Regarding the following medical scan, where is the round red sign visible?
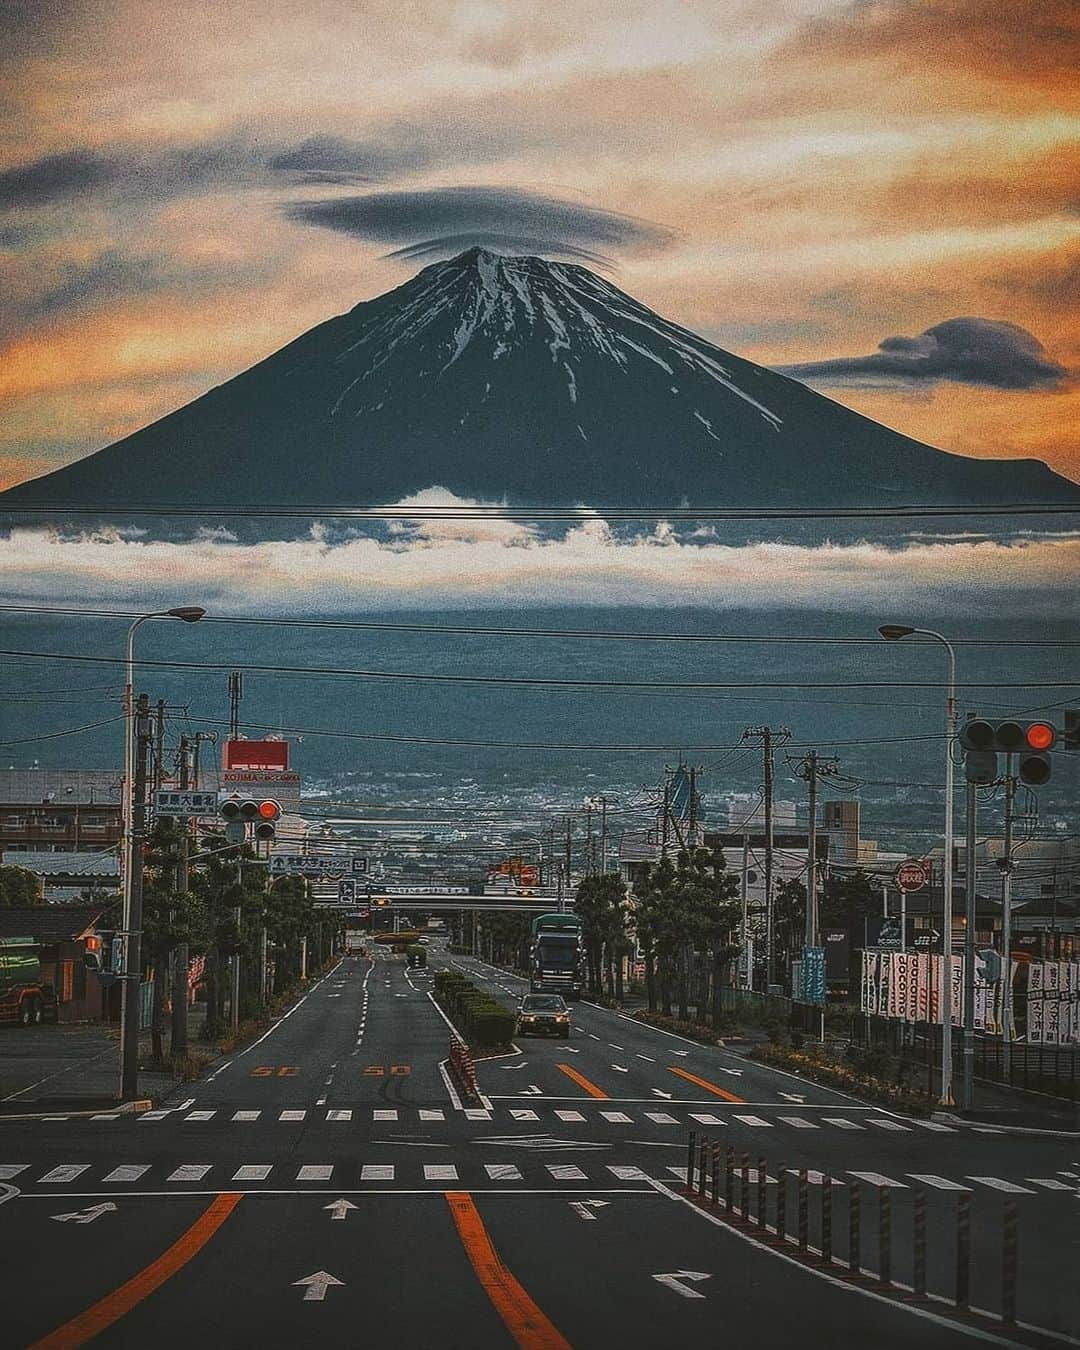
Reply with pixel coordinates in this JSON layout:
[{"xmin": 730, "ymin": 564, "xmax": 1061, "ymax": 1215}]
[{"xmin": 894, "ymin": 860, "xmax": 928, "ymax": 893}]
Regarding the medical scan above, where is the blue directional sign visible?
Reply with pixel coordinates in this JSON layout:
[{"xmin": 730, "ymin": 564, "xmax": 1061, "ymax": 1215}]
[{"xmin": 801, "ymin": 946, "xmax": 826, "ymax": 1005}]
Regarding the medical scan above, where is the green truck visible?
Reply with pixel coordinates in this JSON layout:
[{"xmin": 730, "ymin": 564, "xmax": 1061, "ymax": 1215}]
[{"xmin": 0, "ymin": 938, "xmax": 58, "ymax": 1026}]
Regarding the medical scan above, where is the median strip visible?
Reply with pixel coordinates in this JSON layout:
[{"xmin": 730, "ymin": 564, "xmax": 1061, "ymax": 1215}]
[
  {"xmin": 446, "ymin": 1192, "xmax": 571, "ymax": 1350},
  {"xmin": 555, "ymin": 1063, "xmax": 608, "ymax": 1099},
  {"xmin": 31, "ymin": 1193, "xmax": 242, "ymax": 1349},
  {"xmin": 668, "ymin": 1065, "xmax": 746, "ymax": 1104}
]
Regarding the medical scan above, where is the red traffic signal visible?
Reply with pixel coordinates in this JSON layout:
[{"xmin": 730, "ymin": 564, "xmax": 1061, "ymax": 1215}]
[
  {"xmin": 1025, "ymin": 722, "xmax": 1055, "ymax": 752},
  {"xmin": 220, "ymin": 797, "xmax": 282, "ymax": 837}
]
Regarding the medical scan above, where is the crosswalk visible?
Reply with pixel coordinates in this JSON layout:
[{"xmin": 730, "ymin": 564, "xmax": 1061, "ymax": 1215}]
[
  {"xmin": 0, "ymin": 1158, "xmax": 1074, "ymax": 1196},
  {"xmin": 90, "ymin": 1105, "xmax": 970, "ymax": 1135},
  {"xmin": 667, "ymin": 1166, "xmax": 1078, "ymax": 1197},
  {"xmin": 0, "ymin": 1160, "xmax": 654, "ymax": 1189}
]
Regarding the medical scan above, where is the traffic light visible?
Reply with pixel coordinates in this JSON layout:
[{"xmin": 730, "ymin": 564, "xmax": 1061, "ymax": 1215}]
[
  {"xmin": 219, "ymin": 797, "xmax": 281, "ymax": 840},
  {"xmin": 975, "ymin": 948, "xmax": 1002, "ymax": 983},
  {"xmin": 1065, "ymin": 709, "xmax": 1079, "ymax": 752},
  {"xmin": 959, "ymin": 719, "xmax": 1056, "ymax": 786}
]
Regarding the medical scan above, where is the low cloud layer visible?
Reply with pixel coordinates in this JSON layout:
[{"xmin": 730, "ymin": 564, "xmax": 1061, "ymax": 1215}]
[
  {"xmin": 780, "ymin": 317, "xmax": 1069, "ymax": 391},
  {"xmin": 286, "ymin": 186, "xmax": 674, "ymax": 263},
  {"xmin": 1, "ymin": 498, "xmax": 1075, "ymax": 615}
]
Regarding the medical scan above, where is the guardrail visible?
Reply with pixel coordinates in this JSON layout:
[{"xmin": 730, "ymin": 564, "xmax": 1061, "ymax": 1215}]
[{"xmin": 447, "ymin": 1035, "xmax": 480, "ymax": 1103}]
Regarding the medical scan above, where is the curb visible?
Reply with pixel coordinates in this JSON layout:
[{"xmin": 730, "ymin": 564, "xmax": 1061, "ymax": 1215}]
[
  {"xmin": 932, "ymin": 1110, "xmax": 1080, "ymax": 1140},
  {"xmin": 0, "ymin": 1097, "xmax": 154, "ymax": 1123}
]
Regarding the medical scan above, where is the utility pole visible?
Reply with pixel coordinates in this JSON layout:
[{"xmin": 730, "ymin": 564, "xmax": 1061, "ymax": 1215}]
[
  {"xmin": 565, "ymin": 817, "xmax": 572, "ymax": 885},
  {"xmin": 600, "ymin": 795, "xmax": 608, "ymax": 874},
  {"xmin": 788, "ymin": 750, "xmax": 839, "ymax": 952},
  {"xmin": 120, "ymin": 694, "xmax": 151, "ymax": 1100},
  {"xmin": 961, "ymin": 776, "xmax": 978, "ymax": 1111},
  {"xmin": 687, "ymin": 769, "xmax": 698, "ymax": 848},
  {"xmin": 745, "ymin": 727, "xmax": 790, "ymax": 989},
  {"xmin": 1000, "ymin": 758, "xmax": 1016, "ymax": 1077},
  {"xmin": 661, "ymin": 777, "xmax": 671, "ymax": 857},
  {"xmin": 152, "ymin": 698, "xmax": 167, "ymax": 796},
  {"xmin": 228, "ymin": 671, "xmax": 243, "ymax": 740},
  {"xmin": 171, "ymin": 735, "xmax": 191, "ymax": 1056},
  {"xmin": 585, "ymin": 801, "xmax": 594, "ymax": 875},
  {"xmin": 740, "ymin": 834, "xmax": 750, "ymax": 989}
]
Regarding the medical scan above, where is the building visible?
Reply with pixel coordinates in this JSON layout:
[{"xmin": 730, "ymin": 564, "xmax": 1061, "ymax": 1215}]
[
  {"xmin": 0, "ymin": 903, "xmax": 113, "ymax": 1023},
  {"xmin": 1, "ymin": 851, "xmax": 120, "ymax": 904},
  {"xmin": 0, "ymin": 769, "xmax": 122, "ymax": 854}
]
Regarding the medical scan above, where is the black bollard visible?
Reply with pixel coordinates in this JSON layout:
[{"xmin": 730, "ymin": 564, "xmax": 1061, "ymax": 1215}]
[
  {"xmin": 849, "ymin": 1181, "xmax": 861, "ymax": 1274},
  {"xmin": 798, "ymin": 1168, "xmax": 809, "ymax": 1252},
  {"xmin": 913, "ymin": 1188, "xmax": 927, "ymax": 1297},
  {"xmin": 741, "ymin": 1153, "xmax": 751, "ymax": 1222},
  {"xmin": 697, "ymin": 1136, "xmax": 708, "ymax": 1198},
  {"xmin": 821, "ymin": 1176, "xmax": 833, "ymax": 1265},
  {"xmin": 686, "ymin": 1130, "xmax": 697, "ymax": 1193},
  {"xmin": 757, "ymin": 1156, "xmax": 767, "ymax": 1228},
  {"xmin": 955, "ymin": 1194, "xmax": 971, "ymax": 1310},
  {"xmin": 878, "ymin": 1187, "xmax": 892, "ymax": 1287},
  {"xmin": 776, "ymin": 1164, "xmax": 787, "ymax": 1242},
  {"xmin": 711, "ymin": 1141, "xmax": 721, "ymax": 1207},
  {"xmin": 725, "ymin": 1145, "xmax": 735, "ymax": 1212}
]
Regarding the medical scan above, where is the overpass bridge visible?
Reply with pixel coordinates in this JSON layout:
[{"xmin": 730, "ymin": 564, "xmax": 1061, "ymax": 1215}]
[{"xmin": 312, "ymin": 885, "xmax": 570, "ymax": 915}]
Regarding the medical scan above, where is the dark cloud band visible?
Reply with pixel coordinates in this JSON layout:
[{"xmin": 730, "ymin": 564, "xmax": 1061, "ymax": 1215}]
[
  {"xmin": 285, "ymin": 185, "xmax": 673, "ymax": 262},
  {"xmin": 780, "ymin": 317, "xmax": 1069, "ymax": 391}
]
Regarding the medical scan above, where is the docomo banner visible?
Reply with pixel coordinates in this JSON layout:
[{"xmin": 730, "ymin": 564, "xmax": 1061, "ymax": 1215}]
[
  {"xmin": 224, "ymin": 739, "xmax": 289, "ymax": 771},
  {"xmin": 861, "ymin": 950, "xmax": 975, "ymax": 1027},
  {"xmin": 1028, "ymin": 961, "xmax": 1080, "ymax": 1045}
]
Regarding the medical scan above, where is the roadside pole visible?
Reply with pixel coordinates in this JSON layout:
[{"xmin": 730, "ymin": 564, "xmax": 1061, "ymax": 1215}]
[
  {"xmin": 1001, "ymin": 759, "xmax": 1015, "ymax": 1079},
  {"xmin": 120, "ymin": 694, "xmax": 151, "ymax": 1100},
  {"xmin": 171, "ymin": 734, "xmax": 191, "ymax": 1056},
  {"xmin": 961, "ymin": 779, "xmax": 977, "ymax": 1110},
  {"xmin": 740, "ymin": 834, "xmax": 750, "ymax": 989}
]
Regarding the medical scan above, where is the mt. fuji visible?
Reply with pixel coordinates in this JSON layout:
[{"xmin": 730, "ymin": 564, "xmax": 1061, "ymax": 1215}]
[{"xmin": 3, "ymin": 247, "xmax": 1074, "ymax": 509}]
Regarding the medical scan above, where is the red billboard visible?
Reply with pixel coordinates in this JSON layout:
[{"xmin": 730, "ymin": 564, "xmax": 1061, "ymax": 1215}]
[{"xmin": 224, "ymin": 739, "xmax": 290, "ymax": 771}]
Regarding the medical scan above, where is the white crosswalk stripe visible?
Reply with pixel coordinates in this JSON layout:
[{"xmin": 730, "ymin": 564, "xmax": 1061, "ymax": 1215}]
[
  {"xmin": 40, "ymin": 1165, "xmax": 89, "ymax": 1183},
  {"xmin": 1027, "ymin": 1178, "xmax": 1075, "ymax": 1191},
  {"xmin": 137, "ymin": 1110, "xmax": 169, "ymax": 1121},
  {"xmin": 849, "ymin": 1172, "xmax": 906, "ymax": 1188},
  {"xmin": 777, "ymin": 1117, "xmax": 818, "ymax": 1129},
  {"xmin": 168, "ymin": 1164, "xmax": 212, "ymax": 1182},
  {"xmin": 485, "ymin": 1164, "xmax": 522, "ymax": 1181},
  {"xmin": 373, "ymin": 1109, "xmax": 398, "ymax": 1122},
  {"xmin": 608, "ymin": 1165, "xmax": 648, "ymax": 1180},
  {"xmin": 645, "ymin": 1112, "xmax": 678, "ymax": 1125},
  {"xmin": 510, "ymin": 1109, "xmax": 539, "ymax": 1121},
  {"xmin": 231, "ymin": 1111, "xmax": 261, "ymax": 1122},
  {"xmin": 555, "ymin": 1110, "xmax": 585, "ymax": 1122},
  {"xmin": 464, "ymin": 1109, "xmax": 491, "ymax": 1121},
  {"xmin": 297, "ymin": 1164, "xmax": 333, "ymax": 1181},
  {"xmin": 419, "ymin": 1109, "xmax": 445, "ymax": 1121},
  {"xmin": 91, "ymin": 1114, "xmax": 120, "ymax": 1122},
  {"xmin": 424, "ymin": 1164, "xmax": 458, "ymax": 1181},
  {"xmin": 968, "ymin": 1177, "xmax": 1036, "ymax": 1194},
  {"xmin": 822, "ymin": 1118, "xmax": 863, "ymax": 1130},
  {"xmin": 279, "ymin": 1110, "xmax": 306, "ymax": 1122},
  {"xmin": 788, "ymin": 1170, "xmax": 844, "ymax": 1186},
  {"xmin": 909, "ymin": 1120, "xmax": 956, "ymax": 1132},
  {"xmin": 689, "ymin": 1113, "xmax": 724, "ymax": 1126},
  {"xmin": 232, "ymin": 1165, "xmax": 272, "ymax": 1181},
  {"xmin": 600, "ymin": 1111, "xmax": 632, "ymax": 1123},
  {"xmin": 185, "ymin": 1111, "xmax": 215, "ymax": 1121},
  {"xmin": 547, "ymin": 1164, "xmax": 587, "ymax": 1181},
  {"xmin": 0, "ymin": 1165, "xmax": 29, "ymax": 1179},
  {"xmin": 667, "ymin": 1166, "xmax": 688, "ymax": 1181},
  {"xmin": 102, "ymin": 1165, "xmax": 150, "ymax": 1182},
  {"xmin": 327, "ymin": 1110, "xmax": 352, "ymax": 1122},
  {"xmin": 908, "ymin": 1174, "xmax": 972, "ymax": 1191},
  {"xmin": 732, "ymin": 1115, "xmax": 773, "ymax": 1128},
  {"xmin": 866, "ymin": 1119, "xmax": 910, "ymax": 1132},
  {"xmin": 361, "ymin": 1164, "xmax": 394, "ymax": 1181}
]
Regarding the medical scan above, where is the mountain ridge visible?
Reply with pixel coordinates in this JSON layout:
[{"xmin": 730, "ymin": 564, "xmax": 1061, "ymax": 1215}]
[{"xmin": 3, "ymin": 247, "xmax": 1075, "ymax": 509}]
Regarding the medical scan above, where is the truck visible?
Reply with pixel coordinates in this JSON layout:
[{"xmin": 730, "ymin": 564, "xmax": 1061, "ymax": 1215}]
[
  {"xmin": 344, "ymin": 932, "xmax": 367, "ymax": 955},
  {"xmin": 0, "ymin": 938, "xmax": 58, "ymax": 1026},
  {"xmin": 529, "ymin": 914, "xmax": 585, "ymax": 998}
]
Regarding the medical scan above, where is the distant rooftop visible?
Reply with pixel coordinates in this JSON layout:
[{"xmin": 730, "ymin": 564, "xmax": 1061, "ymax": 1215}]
[
  {"xmin": 2, "ymin": 851, "xmax": 120, "ymax": 878},
  {"xmin": 0, "ymin": 769, "xmax": 121, "ymax": 805}
]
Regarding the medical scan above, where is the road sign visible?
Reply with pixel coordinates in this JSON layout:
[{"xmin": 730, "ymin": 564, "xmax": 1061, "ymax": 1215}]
[
  {"xmin": 339, "ymin": 878, "xmax": 357, "ymax": 903},
  {"xmin": 894, "ymin": 859, "xmax": 928, "ymax": 893},
  {"xmin": 224, "ymin": 821, "xmax": 246, "ymax": 844},
  {"xmin": 351, "ymin": 856, "xmax": 368, "ymax": 874},
  {"xmin": 155, "ymin": 790, "xmax": 218, "ymax": 816},
  {"xmin": 269, "ymin": 854, "xmax": 367, "ymax": 878}
]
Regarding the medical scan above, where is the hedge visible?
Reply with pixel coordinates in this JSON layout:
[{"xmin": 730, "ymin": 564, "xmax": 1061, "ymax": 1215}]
[{"xmin": 434, "ymin": 972, "xmax": 516, "ymax": 1048}]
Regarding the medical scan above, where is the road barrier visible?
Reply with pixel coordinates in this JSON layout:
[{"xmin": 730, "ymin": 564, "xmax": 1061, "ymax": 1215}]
[
  {"xmin": 682, "ymin": 1131, "xmax": 1022, "ymax": 1330},
  {"xmin": 447, "ymin": 1036, "xmax": 480, "ymax": 1102}
]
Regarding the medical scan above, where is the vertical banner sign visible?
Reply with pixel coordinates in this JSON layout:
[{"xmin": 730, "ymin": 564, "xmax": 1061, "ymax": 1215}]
[
  {"xmin": 1028, "ymin": 963, "xmax": 1044, "ymax": 1045},
  {"xmin": 950, "ymin": 956, "xmax": 964, "ymax": 1028},
  {"xmin": 915, "ymin": 954, "xmax": 931, "ymax": 1023},
  {"xmin": 861, "ymin": 951, "xmax": 876, "ymax": 1015},
  {"xmin": 801, "ymin": 947, "xmax": 825, "ymax": 1006},
  {"xmin": 877, "ymin": 953, "xmax": 891, "ymax": 1018}
]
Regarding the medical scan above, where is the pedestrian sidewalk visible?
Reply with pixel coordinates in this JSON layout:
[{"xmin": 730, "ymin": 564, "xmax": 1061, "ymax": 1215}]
[
  {"xmin": 937, "ymin": 1077, "xmax": 1078, "ymax": 1135},
  {"xmin": 0, "ymin": 1009, "xmax": 210, "ymax": 1115}
]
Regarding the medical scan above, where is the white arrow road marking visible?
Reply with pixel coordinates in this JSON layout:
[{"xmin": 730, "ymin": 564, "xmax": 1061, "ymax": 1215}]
[
  {"xmin": 713, "ymin": 1067, "xmax": 743, "ymax": 1076},
  {"xmin": 778, "ymin": 1091, "xmax": 805, "ymax": 1102},
  {"xmin": 293, "ymin": 1271, "xmax": 344, "ymax": 1302},
  {"xmin": 564, "ymin": 1047, "xmax": 580, "ymax": 1054},
  {"xmin": 671, "ymin": 1050, "xmax": 690, "ymax": 1057},
  {"xmin": 653, "ymin": 1272, "xmax": 711, "ymax": 1299},
  {"xmin": 500, "ymin": 1063, "xmax": 528, "ymax": 1071},
  {"xmin": 650, "ymin": 1089, "xmax": 674, "ymax": 1099},
  {"xmin": 0, "ymin": 1166, "xmax": 29, "ymax": 1181},
  {"xmin": 0, "ymin": 1182, "xmax": 21, "ymax": 1206},
  {"xmin": 51, "ymin": 1203, "xmax": 117, "ymax": 1224},
  {"xmin": 610, "ymin": 1064, "xmax": 629, "ymax": 1073},
  {"xmin": 324, "ymin": 1198, "xmax": 358, "ymax": 1220},
  {"xmin": 570, "ymin": 1201, "xmax": 598, "ymax": 1220},
  {"xmin": 519, "ymin": 1085, "xmax": 543, "ymax": 1096}
]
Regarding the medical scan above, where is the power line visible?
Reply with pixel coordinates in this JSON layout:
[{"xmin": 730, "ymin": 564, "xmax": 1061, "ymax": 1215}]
[
  {"xmin": 0, "ymin": 649, "xmax": 1073, "ymax": 692},
  {"xmin": 2, "ymin": 605, "xmax": 1076, "ymax": 648},
  {"xmin": 0, "ymin": 714, "xmax": 125, "ymax": 746},
  {"xmin": 4, "ymin": 502, "xmax": 1077, "ymax": 520}
]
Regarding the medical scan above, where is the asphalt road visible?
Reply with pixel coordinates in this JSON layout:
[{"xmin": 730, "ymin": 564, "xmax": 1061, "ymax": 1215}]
[{"xmin": 1, "ymin": 942, "xmax": 1076, "ymax": 1349}]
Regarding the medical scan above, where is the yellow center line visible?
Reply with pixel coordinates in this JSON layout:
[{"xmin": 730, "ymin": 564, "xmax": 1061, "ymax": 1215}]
[
  {"xmin": 31, "ymin": 1193, "xmax": 243, "ymax": 1349},
  {"xmin": 669, "ymin": 1064, "xmax": 746, "ymax": 1104},
  {"xmin": 446, "ymin": 1192, "xmax": 572, "ymax": 1350},
  {"xmin": 555, "ymin": 1062, "xmax": 609, "ymax": 1099}
]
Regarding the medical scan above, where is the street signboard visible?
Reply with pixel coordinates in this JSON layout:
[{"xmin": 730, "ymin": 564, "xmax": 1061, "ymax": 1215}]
[
  {"xmin": 800, "ymin": 946, "xmax": 826, "ymax": 1005},
  {"xmin": 269, "ymin": 854, "xmax": 368, "ymax": 879},
  {"xmin": 339, "ymin": 879, "xmax": 357, "ymax": 903},
  {"xmin": 894, "ymin": 859, "xmax": 928, "ymax": 893},
  {"xmin": 224, "ymin": 739, "xmax": 289, "ymax": 770},
  {"xmin": 155, "ymin": 789, "xmax": 218, "ymax": 816},
  {"xmin": 224, "ymin": 821, "xmax": 246, "ymax": 844}
]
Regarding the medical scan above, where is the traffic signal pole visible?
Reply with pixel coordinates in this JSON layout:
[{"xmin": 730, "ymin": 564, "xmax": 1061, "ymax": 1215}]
[
  {"xmin": 120, "ymin": 695, "xmax": 150, "ymax": 1101},
  {"xmin": 171, "ymin": 734, "xmax": 191, "ymax": 1056},
  {"xmin": 961, "ymin": 780, "xmax": 977, "ymax": 1111},
  {"xmin": 1001, "ymin": 761, "xmax": 1016, "ymax": 1078}
]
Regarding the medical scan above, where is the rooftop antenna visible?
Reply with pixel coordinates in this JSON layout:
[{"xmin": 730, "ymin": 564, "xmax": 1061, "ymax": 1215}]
[{"xmin": 228, "ymin": 671, "xmax": 243, "ymax": 741}]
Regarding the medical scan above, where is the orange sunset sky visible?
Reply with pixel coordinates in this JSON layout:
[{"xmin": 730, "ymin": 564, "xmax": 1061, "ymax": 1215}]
[{"xmin": 0, "ymin": 0, "xmax": 1077, "ymax": 492}]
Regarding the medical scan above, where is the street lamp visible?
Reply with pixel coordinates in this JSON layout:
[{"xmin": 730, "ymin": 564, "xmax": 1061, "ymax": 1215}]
[
  {"xmin": 119, "ymin": 606, "xmax": 205, "ymax": 1100},
  {"xmin": 878, "ymin": 623, "xmax": 957, "ymax": 1106}
]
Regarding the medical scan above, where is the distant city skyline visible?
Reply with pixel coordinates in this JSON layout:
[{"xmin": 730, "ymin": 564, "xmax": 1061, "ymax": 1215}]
[{"xmin": 1, "ymin": 0, "xmax": 1076, "ymax": 491}]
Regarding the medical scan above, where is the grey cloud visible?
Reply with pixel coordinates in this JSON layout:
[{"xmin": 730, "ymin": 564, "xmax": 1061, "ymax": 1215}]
[
  {"xmin": 0, "ymin": 149, "xmax": 116, "ymax": 208},
  {"xmin": 286, "ymin": 186, "xmax": 673, "ymax": 262},
  {"xmin": 267, "ymin": 135, "xmax": 423, "ymax": 184},
  {"xmin": 779, "ymin": 317, "xmax": 1069, "ymax": 391}
]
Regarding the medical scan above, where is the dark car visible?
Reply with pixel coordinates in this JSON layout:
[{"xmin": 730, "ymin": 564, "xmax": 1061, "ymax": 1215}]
[{"xmin": 517, "ymin": 993, "xmax": 571, "ymax": 1038}]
